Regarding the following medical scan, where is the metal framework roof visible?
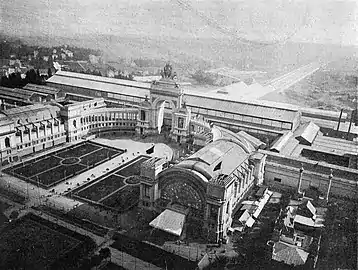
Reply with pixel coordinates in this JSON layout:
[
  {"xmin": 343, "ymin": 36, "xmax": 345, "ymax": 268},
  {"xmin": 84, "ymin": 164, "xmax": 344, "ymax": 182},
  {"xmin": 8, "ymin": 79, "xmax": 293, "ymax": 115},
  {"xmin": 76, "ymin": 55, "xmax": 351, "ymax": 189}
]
[
  {"xmin": 23, "ymin": 84, "xmax": 60, "ymax": 95},
  {"xmin": 47, "ymin": 72, "xmax": 150, "ymax": 98},
  {"xmin": 184, "ymin": 92, "xmax": 299, "ymax": 123}
]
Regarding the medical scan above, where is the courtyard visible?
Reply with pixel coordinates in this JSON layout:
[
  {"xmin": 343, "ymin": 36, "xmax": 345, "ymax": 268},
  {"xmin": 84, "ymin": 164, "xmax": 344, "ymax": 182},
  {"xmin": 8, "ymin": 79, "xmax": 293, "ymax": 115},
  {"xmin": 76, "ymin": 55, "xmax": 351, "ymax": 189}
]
[{"xmin": 3, "ymin": 141, "xmax": 124, "ymax": 189}]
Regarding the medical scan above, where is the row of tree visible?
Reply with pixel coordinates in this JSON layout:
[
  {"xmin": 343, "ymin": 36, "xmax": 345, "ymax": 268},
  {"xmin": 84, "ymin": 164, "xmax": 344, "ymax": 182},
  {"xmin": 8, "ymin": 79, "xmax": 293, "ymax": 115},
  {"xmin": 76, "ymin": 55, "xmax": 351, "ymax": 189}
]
[
  {"xmin": 79, "ymin": 247, "xmax": 111, "ymax": 270},
  {"xmin": 0, "ymin": 68, "xmax": 52, "ymax": 88}
]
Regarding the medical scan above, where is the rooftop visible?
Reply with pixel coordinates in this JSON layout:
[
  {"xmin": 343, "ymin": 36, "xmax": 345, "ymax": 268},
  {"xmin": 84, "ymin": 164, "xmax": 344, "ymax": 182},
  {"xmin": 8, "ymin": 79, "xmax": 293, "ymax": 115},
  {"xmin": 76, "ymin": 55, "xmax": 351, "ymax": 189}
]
[
  {"xmin": 23, "ymin": 83, "xmax": 61, "ymax": 95},
  {"xmin": 183, "ymin": 91, "xmax": 300, "ymax": 123},
  {"xmin": 47, "ymin": 71, "xmax": 151, "ymax": 98},
  {"xmin": 0, "ymin": 86, "xmax": 35, "ymax": 101},
  {"xmin": 177, "ymin": 138, "xmax": 251, "ymax": 184},
  {"xmin": 272, "ymin": 241, "xmax": 309, "ymax": 266},
  {"xmin": 1, "ymin": 104, "xmax": 60, "ymax": 124}
]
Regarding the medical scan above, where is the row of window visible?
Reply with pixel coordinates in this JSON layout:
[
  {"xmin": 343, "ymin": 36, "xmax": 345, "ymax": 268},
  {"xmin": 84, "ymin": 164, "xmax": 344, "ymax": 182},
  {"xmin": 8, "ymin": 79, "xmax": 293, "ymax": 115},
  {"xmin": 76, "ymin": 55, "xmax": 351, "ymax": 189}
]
[
  {"xmin": 79, "ymin": 112, "xmax": 138, "ymax": 124},
  {"xmin": 107, "ymin": 93, "xmax": 144, "ymax": 104},
  {"xmin": 189, "ymin": 106, "xmax": 292, "ymax": 130},
  {"xmin": 17, "ymin": 133, "xmax": 66, "ymax": 149},
  {"xmin": 80, "ymin": 122, "xmax": 136, "ymax": 130}
]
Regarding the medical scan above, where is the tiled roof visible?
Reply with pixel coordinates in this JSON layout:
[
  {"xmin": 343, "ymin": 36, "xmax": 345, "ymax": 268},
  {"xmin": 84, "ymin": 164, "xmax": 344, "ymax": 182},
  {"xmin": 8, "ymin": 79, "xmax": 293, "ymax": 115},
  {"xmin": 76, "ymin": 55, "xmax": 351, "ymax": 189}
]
[
  {"xmin": 273, "ymin": 242, "xmax": 309, "ymax": 266},
  {"xmin": 0, "ymin": 86, "xmax": 34, "ymax": 101},
  {"xmin": 3, "ymin": 104, "xmax": 60, "ymax": 124}
]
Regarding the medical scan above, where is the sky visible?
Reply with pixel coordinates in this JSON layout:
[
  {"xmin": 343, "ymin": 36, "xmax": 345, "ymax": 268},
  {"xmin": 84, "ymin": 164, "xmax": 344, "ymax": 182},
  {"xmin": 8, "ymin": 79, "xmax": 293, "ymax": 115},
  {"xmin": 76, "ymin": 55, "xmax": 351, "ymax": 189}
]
[{"xmin": 1, "ymin": 0, "xmax": 357, "ymax": 46}]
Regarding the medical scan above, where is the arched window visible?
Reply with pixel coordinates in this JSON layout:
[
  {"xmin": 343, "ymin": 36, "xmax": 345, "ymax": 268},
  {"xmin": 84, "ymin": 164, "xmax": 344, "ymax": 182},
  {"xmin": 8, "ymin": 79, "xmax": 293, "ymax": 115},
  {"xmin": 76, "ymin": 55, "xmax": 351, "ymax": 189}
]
[
  {"xmin": 5, "ymin": 137, "xmax": 10, "ymax": 148},
  {"xmin": 73, "ymin": 120, "xmax": 77, "ymax": 128}
]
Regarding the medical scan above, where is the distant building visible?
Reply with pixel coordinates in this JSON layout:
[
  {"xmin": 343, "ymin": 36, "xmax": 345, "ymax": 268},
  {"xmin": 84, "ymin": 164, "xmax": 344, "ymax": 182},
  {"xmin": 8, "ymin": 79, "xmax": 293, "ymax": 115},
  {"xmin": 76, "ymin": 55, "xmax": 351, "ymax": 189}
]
[
  {"xmin": 61, "ymin": 49, "xmax": 73, "ymax": 58},
  {"xmin": 88, "ymin": 54, "xmax": 99, "ymax": 64}
]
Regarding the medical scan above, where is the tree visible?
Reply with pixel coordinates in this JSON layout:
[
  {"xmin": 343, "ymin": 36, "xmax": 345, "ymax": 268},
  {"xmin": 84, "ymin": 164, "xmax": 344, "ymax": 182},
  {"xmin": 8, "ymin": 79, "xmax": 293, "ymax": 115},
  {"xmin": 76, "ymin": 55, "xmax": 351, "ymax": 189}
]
[
  {"xmin": 9, "ymin": 210, "xmax": 19, "ymax": 220},
  {"xmin": 99, "ymin": 247, "xmax": 111, "ymax": 261}
]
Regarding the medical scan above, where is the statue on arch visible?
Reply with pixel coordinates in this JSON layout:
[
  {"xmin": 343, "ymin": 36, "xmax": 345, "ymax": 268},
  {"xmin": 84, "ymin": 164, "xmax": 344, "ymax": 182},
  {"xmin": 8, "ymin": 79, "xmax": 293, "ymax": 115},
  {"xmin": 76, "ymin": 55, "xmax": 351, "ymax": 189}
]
[{"xmin": 161, "ymin": 62, "xmax": 177, "ymax": 80}]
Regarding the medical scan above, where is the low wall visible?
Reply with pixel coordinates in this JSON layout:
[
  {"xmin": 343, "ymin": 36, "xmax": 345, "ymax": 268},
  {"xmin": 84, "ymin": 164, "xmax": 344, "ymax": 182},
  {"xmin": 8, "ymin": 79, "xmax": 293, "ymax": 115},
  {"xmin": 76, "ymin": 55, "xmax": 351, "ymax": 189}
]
[{"xmin": 261, "ymin": 150, "xmax": 358, "ymax": 199}]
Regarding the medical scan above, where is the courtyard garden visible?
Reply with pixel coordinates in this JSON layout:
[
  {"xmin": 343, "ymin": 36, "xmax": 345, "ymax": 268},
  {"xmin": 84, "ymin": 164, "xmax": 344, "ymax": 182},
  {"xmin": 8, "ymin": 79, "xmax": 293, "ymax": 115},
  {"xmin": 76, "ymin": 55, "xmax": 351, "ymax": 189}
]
[{"xmin": 3, "ymin": 141, "xmax": 124, "ymax": 189}]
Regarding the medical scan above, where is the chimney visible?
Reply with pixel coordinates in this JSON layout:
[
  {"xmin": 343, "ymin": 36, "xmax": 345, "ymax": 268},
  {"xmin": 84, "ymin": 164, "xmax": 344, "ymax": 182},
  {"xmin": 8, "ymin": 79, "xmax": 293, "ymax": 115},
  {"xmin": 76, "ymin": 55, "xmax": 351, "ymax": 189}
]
[
  {"xmin": 346, "ymin": 111, "xmax": 354, "ymax": 140},
  {"xmin": 326, "ymin": 169, "xmax": 333, "ymax": 202},
  {"xmin": 297, "ymin": 164, "xmax": 304, "ymax": 195},
  {"xmin": 336, "ymin": 109, "xmax": 343, "ymax": 131}
]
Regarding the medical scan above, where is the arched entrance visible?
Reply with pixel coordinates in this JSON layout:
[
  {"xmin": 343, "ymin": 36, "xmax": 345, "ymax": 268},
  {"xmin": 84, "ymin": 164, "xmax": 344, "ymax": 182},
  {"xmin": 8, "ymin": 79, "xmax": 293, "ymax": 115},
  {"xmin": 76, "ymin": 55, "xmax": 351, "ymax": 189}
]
[
  {"xmin": 158, "ymin": 168, "xmax": 207, "ymax": 219},
  {"xmin": 152, "ymin": 98, "xmax": 177, "ymax": 133}
]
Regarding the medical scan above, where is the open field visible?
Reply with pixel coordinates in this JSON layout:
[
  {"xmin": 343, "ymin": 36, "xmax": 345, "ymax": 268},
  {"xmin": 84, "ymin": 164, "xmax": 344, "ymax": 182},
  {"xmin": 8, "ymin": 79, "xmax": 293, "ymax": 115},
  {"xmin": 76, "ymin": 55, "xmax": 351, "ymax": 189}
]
[{"xmin": 3, "ymin": 141, "xmax": 124, "ymax": 189}]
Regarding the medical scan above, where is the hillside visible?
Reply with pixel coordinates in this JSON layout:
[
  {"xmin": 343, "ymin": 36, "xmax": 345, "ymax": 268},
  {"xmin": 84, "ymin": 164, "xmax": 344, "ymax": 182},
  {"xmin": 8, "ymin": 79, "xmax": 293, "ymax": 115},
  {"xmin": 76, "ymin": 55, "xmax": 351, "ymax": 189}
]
[{"xmin": 2, "ymin": 0, "xmax": 357, "ymax": 79}]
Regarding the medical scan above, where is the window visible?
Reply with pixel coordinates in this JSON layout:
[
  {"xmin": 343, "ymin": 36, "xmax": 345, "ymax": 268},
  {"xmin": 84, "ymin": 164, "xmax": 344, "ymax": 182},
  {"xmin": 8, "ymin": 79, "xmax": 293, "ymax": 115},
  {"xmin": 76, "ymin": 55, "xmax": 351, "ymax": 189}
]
[
  {"xmin": 73, "ymin": 120, "xmax": 77, "ymax": 128},
  {"xmin": 178, "ymin": 117, "xmax": 184, "ymax": 129},
  {"xmin": 210, "ymin": 205, "xmax": 219, "ymax": 220},
  {"xmin": 144, "ymin": 185, "xmax": 150, "ymax": 197},
  {"xmin": 274, "ymin": 177, "xmax": 282, "ymax": 183},
  {"xmin": 4, "ymin": 137, "xmax": 10, "ymax": 148},
  {"xmin": 226, "ymin": 202, "xmax": 230, "ymax": 214}
]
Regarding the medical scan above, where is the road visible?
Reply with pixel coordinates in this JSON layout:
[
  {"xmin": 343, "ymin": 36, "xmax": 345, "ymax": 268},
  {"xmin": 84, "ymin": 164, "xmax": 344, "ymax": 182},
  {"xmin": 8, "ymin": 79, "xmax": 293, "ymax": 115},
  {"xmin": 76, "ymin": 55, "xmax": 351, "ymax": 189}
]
[{"xmin": 265, "ymin": 62, "xmax": 322, "ymax": 92}]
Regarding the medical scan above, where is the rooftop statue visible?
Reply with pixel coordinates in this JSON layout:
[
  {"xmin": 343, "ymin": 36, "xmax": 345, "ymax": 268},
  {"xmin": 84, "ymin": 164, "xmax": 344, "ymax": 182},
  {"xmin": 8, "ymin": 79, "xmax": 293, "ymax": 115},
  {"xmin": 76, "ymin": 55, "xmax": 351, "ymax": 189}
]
[{"xmin": 160, "ymin": 63, "xmax": 177, "ymax": 80}]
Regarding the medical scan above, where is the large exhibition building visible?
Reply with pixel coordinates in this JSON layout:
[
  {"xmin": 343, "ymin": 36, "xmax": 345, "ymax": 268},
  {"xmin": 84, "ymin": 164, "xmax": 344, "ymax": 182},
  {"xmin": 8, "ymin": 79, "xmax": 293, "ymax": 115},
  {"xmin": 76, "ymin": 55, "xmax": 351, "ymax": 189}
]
[{"xmin": 0, "ymin": 65, "xmax": 357, "ymax": 243}]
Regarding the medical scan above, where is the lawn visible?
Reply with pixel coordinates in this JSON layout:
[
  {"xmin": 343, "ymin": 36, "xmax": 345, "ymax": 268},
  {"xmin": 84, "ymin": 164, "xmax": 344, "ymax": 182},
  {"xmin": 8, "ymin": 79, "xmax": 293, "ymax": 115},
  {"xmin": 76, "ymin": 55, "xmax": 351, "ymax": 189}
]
[
  {"xmin": 31, "ymin": 163, "xmax": 87, "ymax": 186},
  {"xmin": 55, "ymin": 143, "xmax": 100, "ymax": 159},
  {"xmin": 80, "ymin": 148, "xmax": 120, "ymax": 167},
  {"xmin": 3, "ymin": 141, "xmax": 124, "ymax": 189},
  {"xmin": 12, "ymin": 156, "xmax": 62, "ymax": 177},
  {"xmin": 76, "ymin": 174, "xmax": 125, "ymax": 202}
]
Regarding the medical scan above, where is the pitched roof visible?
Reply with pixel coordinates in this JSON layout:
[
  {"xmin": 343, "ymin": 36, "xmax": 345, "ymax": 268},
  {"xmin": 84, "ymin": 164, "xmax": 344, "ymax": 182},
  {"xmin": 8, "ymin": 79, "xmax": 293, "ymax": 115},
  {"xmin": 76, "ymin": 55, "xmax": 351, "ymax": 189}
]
[
  {"xmin": 23, "ymin": 84, "xmax": 60, "ymax": 95},
  {"xmin": 295, "ymin": 121, "xmax": 320, "ymax": 145},
  {"xmin": 0, "ymin": 86, "xmax": 35, "ymax": 101},
  {"xmin": 272, "ymin": 242, "xmax": 309, "ymax": 266},
  {"xmin": 2, "ymin": 104, "xmax": 60, "ymax": 124}
]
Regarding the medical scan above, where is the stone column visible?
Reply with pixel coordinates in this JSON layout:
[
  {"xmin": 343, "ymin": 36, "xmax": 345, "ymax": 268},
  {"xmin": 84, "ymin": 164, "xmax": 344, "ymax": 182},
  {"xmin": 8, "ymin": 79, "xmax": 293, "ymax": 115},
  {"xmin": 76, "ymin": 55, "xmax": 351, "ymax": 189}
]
[
  {"xmin": 326, "ymin": 169, "xmax": 333, "ymax": 202},
  {"xmin": 297, "ymin": 165, "xmax": 304, "ymax": 195}
]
